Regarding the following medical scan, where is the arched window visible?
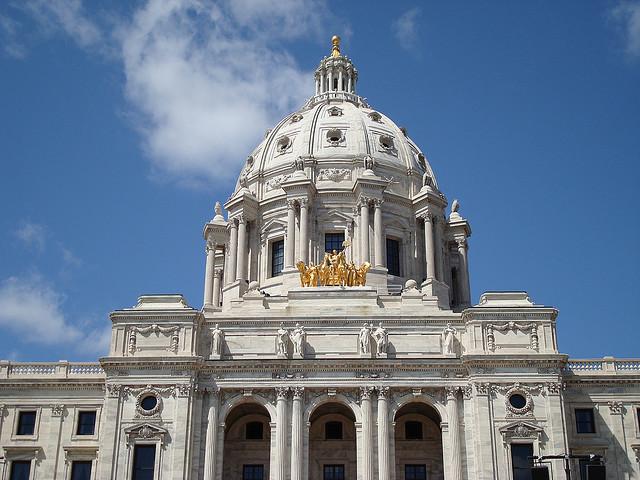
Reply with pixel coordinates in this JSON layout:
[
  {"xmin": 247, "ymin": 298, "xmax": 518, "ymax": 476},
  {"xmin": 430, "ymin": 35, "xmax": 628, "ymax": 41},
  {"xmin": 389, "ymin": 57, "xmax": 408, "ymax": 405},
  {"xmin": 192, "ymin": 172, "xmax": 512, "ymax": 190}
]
[
  {"xmin": 386, "ymin": 238, "xmax": 401, "ymax": 276},
  {"xmin": 271, "ymin": 239, "xmax": 284, "ymax": 277}
]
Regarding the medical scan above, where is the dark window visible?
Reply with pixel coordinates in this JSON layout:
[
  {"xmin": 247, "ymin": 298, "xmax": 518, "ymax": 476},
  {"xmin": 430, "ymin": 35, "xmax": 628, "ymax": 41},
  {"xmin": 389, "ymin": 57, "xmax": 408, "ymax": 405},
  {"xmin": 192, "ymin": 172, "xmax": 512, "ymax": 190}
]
[
  {"xmin": 386, "ymin": 238, "xmax": 400, "ymax": 276},
  {"xmin": 17, "ymin": 411, "xmax": 36, "ymax": 435},
  {"xmin": 575, "ymin": 408, "xmax": 596, "ymax": 434},
  {"xmin": 140, "ymin": 395, "xmax": 158, "ymax": 412},
  {"xmin": 325, "ymin": 232, "xmax": 345, "ymax": 253},
  {"xmin": 511, "ymin": 443, "xmax": 533, "ymax": 480},
  {"xmin": 271, "ymin": 239, "xmax": 284, "ymax": 277},
  {"xmin": 509, "ymin": 394, "xmax": 527, "ymax": 410},
  {"xmin": 323, "ymin": 464, "xmax": 345, "ymax": 480},
  {"xmin": 71, "ymin": 461, "xmax": 92, "ymax": 480},
  {"xmin": 333, "ymin": 78, "xmax": 338, "ymax": 90},
  {"xmin": 76, "ymin": 411, "xmax": 96, "ymax": 436},
  {"xmin": 9, "ymin": 461, "xmax": 31, "ymax": 480},
  {"xmin": 405, "ymin": 464, "xmax": 427, "ymax": 480},
  {"xmin": 132, "ymin": 445, "xmax": 156, "ymax": 480},
  {"xmin": 243, "ymin": 464, "xmax": 264, "ymax": 480},
  {"xmin": 325, "ymin": 421, "xmax": 343, "ymax": 440},
  {"xmin": 246, "ymin": 421, "xmax": 264, "ymax": 440},
  {"xmin": 405, "ymin": 421, "xmax": 423, "ymax": 440}
]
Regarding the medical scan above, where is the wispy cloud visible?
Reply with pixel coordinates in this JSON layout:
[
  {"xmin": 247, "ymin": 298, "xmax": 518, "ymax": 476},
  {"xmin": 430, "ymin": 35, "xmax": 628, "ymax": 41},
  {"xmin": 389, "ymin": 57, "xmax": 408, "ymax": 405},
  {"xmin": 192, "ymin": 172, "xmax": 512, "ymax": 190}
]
[
  {"xmin": 611, "ymin": 1, "xmax": 640, "ymax": 58},
  {"xmin": 392, "ymin": 7, "xmax": 421, "ymax": 50},
  {"xmin": 116, "ymin": 0, "xmax": 322, "ymax": 186},
  {"xmin": 0, "ymin": 274, "xmax": 109, "ymax": 354},
  {"xmin": 0, "ymin": 13, "xmax": 27, "ymax": 58},
  {"xmin": 14, "ymin": 221, "xmax": 46, "ymax": 252}
]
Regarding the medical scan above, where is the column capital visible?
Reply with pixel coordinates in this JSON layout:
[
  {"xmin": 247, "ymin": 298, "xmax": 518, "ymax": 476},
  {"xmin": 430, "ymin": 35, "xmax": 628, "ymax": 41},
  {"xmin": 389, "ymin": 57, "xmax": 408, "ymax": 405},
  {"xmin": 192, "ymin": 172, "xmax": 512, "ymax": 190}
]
[
  {"xmin": 214, "ymin": 268, "xmax": 224, "ymax": 279},
  {"xmin": 275, "ymin": 386, "xmax": 289, "ymax": 399},
  {"xmin": 358, "ymin": 195, "xmax": 371, "ymax": 207},
  {"xmin": 359, "ymin": 386, "xmax": 375, "ymax": 400},
  {"xmin": 372, "ymin": 198, "xmax": 384, "ymax": 207},
  {"xmin": 377, "ymin": 386, "xmax": 390, "ymax": 398},
  {"xmin": 227, "ymin": 220, "xmax": 238, "ymax": 232},
  {"xmin": 298, "ymin": 197, "xmax": 309, "ymax": 208},
  {"xmin": 287, "ymin": 199, "xmax": 298, "ymax": 210},
  {"xmin": 236, "ymin": 214, "xmax": 247, "ymax": 225},
  {"xmin": 445, "ymin": 386, "xmax": 460, "ymax": 400},
  {"xmin": 205, "ymin": 241, "xmax": 216, "ymax": 253},
  {"xmin": 418, "ymin": 211, "xmax": 433, "ymax": 222},
  {"xmin": 455, "ymin": 237, "xmax": 467, "ymax": 249},
  {"xmin": 291, "ymin": 386, "xmax": 305, "ymax": 399}
]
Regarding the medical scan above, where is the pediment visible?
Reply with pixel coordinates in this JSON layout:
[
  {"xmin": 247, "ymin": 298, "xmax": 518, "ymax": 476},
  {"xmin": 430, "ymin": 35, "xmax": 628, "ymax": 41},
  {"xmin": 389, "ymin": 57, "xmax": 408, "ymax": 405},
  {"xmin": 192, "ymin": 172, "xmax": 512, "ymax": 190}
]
[
  {"xmin": 499, "ymin": 420, "xmax": 543, "ymax": 443},
  {"xmin": 324, "ymin": 209, "xmax": 353, "ymax": 222},
  {"xmin": 260, "ymin": 217, "xmax": 287, "ymax": 233},
  {"xmin": 124, "ymin": 423, "xmax": 169, "ymax": 446}
]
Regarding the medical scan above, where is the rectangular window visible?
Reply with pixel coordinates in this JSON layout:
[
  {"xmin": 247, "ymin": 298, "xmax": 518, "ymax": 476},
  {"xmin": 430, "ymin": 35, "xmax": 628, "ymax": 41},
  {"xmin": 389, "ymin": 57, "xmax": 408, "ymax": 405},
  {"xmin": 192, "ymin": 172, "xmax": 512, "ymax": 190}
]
[
  {"xmin": 575, "ymin": 408, "xmax": 596, "ymax": 434},
  {"xmin": 325, "ymin": 421, "xmax": 343, "ymax": 440},
  {"xmin": 271, "ymin": 239, "xmax": 284, "ymax": 277},
  {"xmin": 405, "ymin": 464, "xmax": 427, "ymax": 480},
  {"xmin": 511, "ymin": 443, "xmax": 533, "ymax": 480},
  {"xmin": 76, "ymin": 411, "xmax": 96, "ymax": 436},
  {"xmin": 386, "ymin": 238, "xmax": 401, "ymax": 276},
  {"xmin": 243, "ymin": 464, "xmax": 264, "ymax": 480},
  {"xmin": 71, "ymin": 461, "xmax": 93, "ymax": 480},
  {"xmin": 405, "ymin": 421, "xmax": 423, "ymax": 440},
  {"xmin": 325, "ymin": 232, "xmax": 345, "ymax": 253},
  {"xmin": 323, "ymin": 464, "xmax": 345, "ymax": 480},
  {"xmin": 9, "ymin": 461, "xmax": 31, "ymax": 480},
  {"xmin": 132, "ymin": 445, "xmax": 156, "ymax": 480},
  {"xmin": 17, "ymin": 411, "xmax": 37, "ymax": 436}
]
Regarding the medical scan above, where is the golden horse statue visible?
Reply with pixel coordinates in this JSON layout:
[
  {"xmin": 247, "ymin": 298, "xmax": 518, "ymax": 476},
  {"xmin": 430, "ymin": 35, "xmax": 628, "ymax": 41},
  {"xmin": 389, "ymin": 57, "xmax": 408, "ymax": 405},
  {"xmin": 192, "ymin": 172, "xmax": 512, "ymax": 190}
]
[{"xmin": 296, "ymin": 249, "xmax": 371, "ymax": 287}]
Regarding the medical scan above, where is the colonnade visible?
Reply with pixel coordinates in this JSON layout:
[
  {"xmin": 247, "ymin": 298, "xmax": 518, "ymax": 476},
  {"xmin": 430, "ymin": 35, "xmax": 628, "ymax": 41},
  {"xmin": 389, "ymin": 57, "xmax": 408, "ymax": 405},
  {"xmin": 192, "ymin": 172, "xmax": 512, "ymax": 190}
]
[
  {"xmin": 315, "ymin": 66, "xmax": 356, "ymax": 95},
  {"xmin": 202, "ymin": 386, "xmax": 464, "ymax": 480}
]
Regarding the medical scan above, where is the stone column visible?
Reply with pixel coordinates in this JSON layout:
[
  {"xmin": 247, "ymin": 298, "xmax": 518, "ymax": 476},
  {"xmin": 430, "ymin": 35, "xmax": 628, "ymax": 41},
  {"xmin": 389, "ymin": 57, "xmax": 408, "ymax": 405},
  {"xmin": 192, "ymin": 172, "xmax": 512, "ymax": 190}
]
[
  {"xmin": 285, "ymin": 200, "xmax": 296, "ymax": 269},
  {"xmin": 377, "ymin": 387, "xmax": 391, "ymax": 480},
  {"xmin": 235, "ymin": 215, "xmax": 247, "ymax": 281},
  {"xmin": 203, "ymin": 389, "xmax": 220, "ymax": 480},
  {"xmin": 203, "ymin": 241, "xmax": 215, "ymax": 307},
  {"xmin": 227, "ymin": 221, "xmax": 238, "ymax": 283},
  {"xmin": 348, "ymin": 74, "xmax": 353, "ymax": 93},
  {"xmin": 360, "ymin": 198, "xmax": 370, "ymax": 264},
  {"xmin": 446, "ymin": 387, "xmax": 463, "ymax": 480},
  {"xmin": 212, "ymin": 269, "xmax": 223, "ymax": 307},
  {"xmin": 456, "ymin": 238, "xmax": 470, "ymax": 305},
  {"xmin": 434, "ymin": 217, "xmax": 444, "ymax": 281},
  {"xmin": 299, "ymin": 199, "xmax": 309, "ymax": 265},
  {"xmin": 275, "ymin": 387, "xmax": 289, "ymax": 480},
  {"xmin": 290, "ymin": 387, "xmax": 304, "ymax": 480},
  {"xmin": 373, "ymin": 199, "xmax": 385, "ymax": 268},
  {"xmin": 338, "ymin": 69, "xmax": 343, "ymax": 91},
  {"xmin": 328, "ymin": 70, "xmax": 333, "ymax": 91},
  {"xmin": 423, "ymin": 213, "xmax": 436, "ymax": 280},
  {"xmin": 360, "ymin": 386, "xmax": 374, "ymax": 480}
]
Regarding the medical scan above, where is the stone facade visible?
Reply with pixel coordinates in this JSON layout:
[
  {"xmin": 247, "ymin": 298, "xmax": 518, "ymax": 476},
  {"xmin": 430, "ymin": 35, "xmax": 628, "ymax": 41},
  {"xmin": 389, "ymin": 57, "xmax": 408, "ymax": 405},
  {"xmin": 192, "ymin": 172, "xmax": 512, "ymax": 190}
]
[{"xmin": 1, "ymin": 38, "xmax": 639, "ymax": 480}]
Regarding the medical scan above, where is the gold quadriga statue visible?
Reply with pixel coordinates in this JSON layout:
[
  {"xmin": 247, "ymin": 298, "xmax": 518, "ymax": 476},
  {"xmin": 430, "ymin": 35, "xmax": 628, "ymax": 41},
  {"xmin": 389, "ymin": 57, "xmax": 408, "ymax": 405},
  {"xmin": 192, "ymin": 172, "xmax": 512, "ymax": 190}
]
[{"xmin": 296, "ymin": 241, "xmax": 371, "ymax": 287}]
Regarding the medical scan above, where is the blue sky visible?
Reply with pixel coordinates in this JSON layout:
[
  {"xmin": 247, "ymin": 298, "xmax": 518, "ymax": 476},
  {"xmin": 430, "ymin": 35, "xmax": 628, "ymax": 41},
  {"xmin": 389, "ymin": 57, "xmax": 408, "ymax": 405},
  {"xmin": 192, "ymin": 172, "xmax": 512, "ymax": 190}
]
[{"xmin": 0, "ymin": 0, "xmax": 639, "ymax": 361}]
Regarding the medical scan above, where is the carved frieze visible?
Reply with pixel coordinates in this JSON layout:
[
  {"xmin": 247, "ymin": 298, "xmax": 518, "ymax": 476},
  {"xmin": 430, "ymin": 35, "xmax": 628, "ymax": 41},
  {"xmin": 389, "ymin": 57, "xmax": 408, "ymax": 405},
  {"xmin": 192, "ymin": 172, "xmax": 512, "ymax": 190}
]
[
  {"xmin": 265, "ymin": 174, "xmax": 292, "ymax": 192},
  {"xmin": 486, "ymin": 322, "xmax": 539, "ymax": 352},
  {"xmin": 317, "ymin": 168, "xmax": 351, "ymax": 182}
]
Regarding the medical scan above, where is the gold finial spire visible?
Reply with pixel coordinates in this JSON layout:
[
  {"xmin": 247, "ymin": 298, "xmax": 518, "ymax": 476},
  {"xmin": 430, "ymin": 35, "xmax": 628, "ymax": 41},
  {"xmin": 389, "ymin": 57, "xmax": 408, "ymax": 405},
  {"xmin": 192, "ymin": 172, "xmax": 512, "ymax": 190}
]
[{"xmin": 331, "ymin": 35, "xmax": 341, "ymax": 58}]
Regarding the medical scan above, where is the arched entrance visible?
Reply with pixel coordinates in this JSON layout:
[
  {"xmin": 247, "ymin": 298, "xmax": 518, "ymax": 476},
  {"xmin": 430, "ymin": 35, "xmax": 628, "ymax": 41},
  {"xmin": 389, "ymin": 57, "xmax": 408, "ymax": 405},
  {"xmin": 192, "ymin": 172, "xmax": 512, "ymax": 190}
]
[
  {"xmin": 308, "ymin": 402, "xmax": 357, "ymax": 480},
  {"xmin": 223, "ymin": 403, "xmax": 271, "ymax": 480},
  {"xmin": 394, "ymin": 402, "xmax": 444, "ymax": 480}
]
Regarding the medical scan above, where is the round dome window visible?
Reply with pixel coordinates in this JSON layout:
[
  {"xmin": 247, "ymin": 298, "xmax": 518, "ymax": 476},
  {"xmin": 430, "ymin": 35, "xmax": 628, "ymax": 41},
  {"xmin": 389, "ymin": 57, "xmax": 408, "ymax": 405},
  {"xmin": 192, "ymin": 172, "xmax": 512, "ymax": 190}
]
[
  {"xmin": 508, "ymin": 393, "xmax": 527, "ymax": 410},
  {"xmin": 276, "ymin": 136, "xmax": 291, "ymax": 154},
  {"xmin": 141, "ymin": 395, "xmax": 158, "ymax": 411},
  {"xmin": 326, "ymin": 129, "xmax": 344, "ymax": 146},
  {"xmin": 379, "ymin": 135, "xmax": 394, "ymax": 150}
]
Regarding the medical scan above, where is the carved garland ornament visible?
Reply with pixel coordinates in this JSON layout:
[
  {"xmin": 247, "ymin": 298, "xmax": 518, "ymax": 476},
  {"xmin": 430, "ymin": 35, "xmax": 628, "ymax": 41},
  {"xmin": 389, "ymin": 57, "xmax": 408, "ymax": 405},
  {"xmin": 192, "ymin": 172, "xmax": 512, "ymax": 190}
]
[
  {"xmin": 265, "ymin": 174, "xmax": 292, "ymax": 192},
  {"xmin": 486, "ymin": 322, "xmax": 539, "ymax": 352},
  {"xmin": 128, "ymin": 325, "xmax": 180, "ymax": 354},
  {"xmin": 317, "ymin": 168, "xmax": 351, "ymax": 182}
]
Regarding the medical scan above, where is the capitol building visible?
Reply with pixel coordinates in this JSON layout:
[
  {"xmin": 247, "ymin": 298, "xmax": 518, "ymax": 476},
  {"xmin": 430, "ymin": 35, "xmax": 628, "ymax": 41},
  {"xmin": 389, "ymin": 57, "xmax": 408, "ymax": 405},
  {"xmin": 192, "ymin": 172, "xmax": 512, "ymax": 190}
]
[{"xmin": 1, "ymin": 37, "xmax": 639, "ymax": 480}]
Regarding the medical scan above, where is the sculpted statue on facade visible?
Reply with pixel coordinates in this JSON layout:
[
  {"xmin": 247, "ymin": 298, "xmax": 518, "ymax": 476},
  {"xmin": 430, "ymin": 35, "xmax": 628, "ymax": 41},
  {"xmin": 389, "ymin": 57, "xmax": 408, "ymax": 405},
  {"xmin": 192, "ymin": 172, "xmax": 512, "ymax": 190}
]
[
  {"xmin": 296, "ymin": 240, "xmax": 371, "ymax": 287},
  {"xmin": 276, "ymin": 323, "xmax": 289, "ymax": 357},
  {"xmin": 442, "ymin": 323, "xmax": 457, "ymax": 355},
  {"xmin": 359, "ymin": 323, "xmax": 372, "ymax": 355},
  {"xmin": 291, "ymin": 323, "xmax": 306, "ymax": 357},
  {"xmin": 372, "ymin": 322, "xmax": 388, "ymax": 355},
  {"xmin": 211, "ymin": 324, "xmax": 224, "ymax": 358}
]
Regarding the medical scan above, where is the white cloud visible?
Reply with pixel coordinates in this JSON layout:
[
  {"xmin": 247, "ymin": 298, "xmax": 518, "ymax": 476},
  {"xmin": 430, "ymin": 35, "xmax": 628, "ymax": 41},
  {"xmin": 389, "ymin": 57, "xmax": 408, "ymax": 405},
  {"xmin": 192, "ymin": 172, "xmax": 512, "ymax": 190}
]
[
  {"xmin": 116, "ymin": 0, "xmax": 321, "ymax": 185},
  {"xmin": 392, "ymin": 7, "xmax": 421, "ymax": 50},
  {"xmin": 61, "ymin": 246, "xmax": 82, "ymax": 268},
  {"xmin": 0, "ymin": 275, "xmax": 110, "ymax": 354},
  {"xmin": 14, "ymin": 221, "xmax": 46, "ymax": 252},
  {"xmin": 612, "ymin": 1, "xmax": 640, "ymax": 58},
  {"xmin": 0, "ymin": 14, "xmax": 27, "ymax": 58}
]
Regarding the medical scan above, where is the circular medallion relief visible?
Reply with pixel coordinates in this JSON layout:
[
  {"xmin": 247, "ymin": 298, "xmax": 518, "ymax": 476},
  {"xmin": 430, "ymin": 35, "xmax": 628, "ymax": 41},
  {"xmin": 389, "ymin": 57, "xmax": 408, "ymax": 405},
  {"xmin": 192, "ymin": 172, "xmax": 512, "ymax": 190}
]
[
  {"xmin": 505, "ymin": 389, "xmax": 533, "ymax": 416},
  {"xmin": 136, "ymin": 391, "xmax": 162, "ymax": 417}
]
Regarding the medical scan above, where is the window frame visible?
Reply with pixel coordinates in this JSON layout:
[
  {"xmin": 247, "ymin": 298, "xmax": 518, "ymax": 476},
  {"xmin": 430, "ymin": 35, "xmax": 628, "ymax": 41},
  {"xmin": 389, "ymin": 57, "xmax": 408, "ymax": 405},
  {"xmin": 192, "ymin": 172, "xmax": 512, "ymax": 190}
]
[
  {"xmin": 404, "ymin": 464, "xmax": 427, "ymax": 480},
  {"xmin": 324, "ymin": 232, "xmax": 345, "ymax": 254},
  {"xmin": 322, "ymin": 464, "xmax": 345, "ymax": 480},
  {"xmin": 74, "ymin": 410, "xmax": 98, "ymax": 438},
  {"xmin": 8, "ymin": 459, "xmax": 32, "ymax": 480},
  {"xmin": 63, "ymin": 447, "xmax": 99, "ymax": 480},
  {"xmin": 11, "ymin": 408, "xmax": 41, "ymax": 440},
  {"xmin": 70, "ymin": 460, "xmax": 93, "ymax": 480},
  {"xmin": 270, "ymin": 238, "xmax": 285, "ymax": 278},
  {"xmin": 242, "ymin": 464, "xmax": 265, "ymax": 480},
  {"xmin": 574, "ymin": 407, "xmax": 597, "ymax": 434},
  {"xmin": 2, "ymin": 447, "xmax": 41, "ymax": 480},
  {"xmin": 130, "ymin": 444, "xmax": 158, "ymax": 480},
  {"xmin": 510, "ymin": 442, "xmax": 534, "ymax": 480},
  {"xmin": 386, "ymin": 237, "xmax": 401, "ymax": 277}
]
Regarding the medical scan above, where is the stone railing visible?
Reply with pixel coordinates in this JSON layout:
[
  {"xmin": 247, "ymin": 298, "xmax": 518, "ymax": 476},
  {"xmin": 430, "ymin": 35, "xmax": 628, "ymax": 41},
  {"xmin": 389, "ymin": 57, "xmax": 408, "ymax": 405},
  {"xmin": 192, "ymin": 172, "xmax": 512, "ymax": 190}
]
[
  {"xmin": 565, "ymin": 357, "xmax": 640, "ymax": 374},
  {"xmin": 0, "ymin": 361, "xmax": 104, "ymax": 379}
]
